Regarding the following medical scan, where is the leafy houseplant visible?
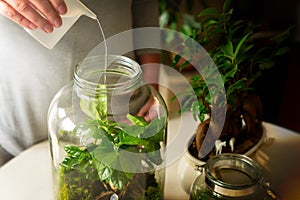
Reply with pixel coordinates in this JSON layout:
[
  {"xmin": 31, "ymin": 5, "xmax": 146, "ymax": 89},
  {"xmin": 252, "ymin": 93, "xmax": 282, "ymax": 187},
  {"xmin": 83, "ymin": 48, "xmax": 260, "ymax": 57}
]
[
  {"xmin": 171, "ymin": 0, "xmax": 291, "ymax": 160},
  {"xmin": 48, "ymin": 56, "xmax": 167, "ymax": 200}
]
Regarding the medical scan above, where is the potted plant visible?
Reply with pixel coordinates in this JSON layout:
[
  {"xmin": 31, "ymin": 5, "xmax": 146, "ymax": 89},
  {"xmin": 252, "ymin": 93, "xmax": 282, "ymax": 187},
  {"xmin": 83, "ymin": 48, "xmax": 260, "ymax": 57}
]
[{"xmin": 169, "ymin": 0, "xmax": 291, "ymax": 192}]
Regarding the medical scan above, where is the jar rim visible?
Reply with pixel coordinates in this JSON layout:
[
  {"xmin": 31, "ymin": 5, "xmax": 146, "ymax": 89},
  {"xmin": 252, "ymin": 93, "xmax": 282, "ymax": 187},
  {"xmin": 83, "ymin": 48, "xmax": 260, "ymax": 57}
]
[
  {"xmin": 74, "ymin": 55, "xmax": 142, "ymax": 93},
  {"xmin": 205, "ymin": 153, "xmax": 261, "ymax": 197}
]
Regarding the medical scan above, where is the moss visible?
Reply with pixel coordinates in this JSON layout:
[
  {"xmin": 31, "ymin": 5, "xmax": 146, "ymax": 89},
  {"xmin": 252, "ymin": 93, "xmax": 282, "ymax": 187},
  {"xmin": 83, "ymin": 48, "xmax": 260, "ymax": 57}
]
[
  {"xmin": 57, "ymin": 164, "xmax": 162, "ymax": 200},
  {"xmin": 58, "ymin": 162, "xmax": 102, "ymax": 200}
]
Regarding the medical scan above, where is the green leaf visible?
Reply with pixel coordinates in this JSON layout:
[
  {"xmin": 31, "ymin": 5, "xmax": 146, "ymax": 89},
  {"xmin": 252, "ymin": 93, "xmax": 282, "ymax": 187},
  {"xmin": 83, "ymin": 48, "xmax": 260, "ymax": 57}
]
[
  {"xmin": 274, "ymin": 47, "xmax": 290, "ymax": 56},
  {"xmin": 126, "ymin": 114, "xmax": 148, "ymax": 127},
  {"xmin": 120, "ymin": 123, "xmax": 145, "ymax": 137},
  {"xmin": 180, "ymin": 23, "xmax": 193, "ymax": 36},
  {"xmin": 91, "ymin": 145, "xmax": 136, "ymax": 190},
  {"xmin": 91, "ymin": 138, "xmax": 117, "ymax": 162},
  {"xmin": 272, "ymin": 25, "xmax": 294, "ymax": 45},
  {"xmin": 159, "ymin": 11, "xmax": 169, "ymax": 28},
  {"xmin": 80, "ymin": 99, "xmax": 100, "ymax": 120},
  {"xmin": 203, "ymin": 19, "xmax": 219, "ymax": 34},
  {"xmin": 223, "ymin": 65, "xmax": 238, "ymax": 81},
  {"xmin": 119, "ymin": 151, "xmax": 142, "ymax": 173},
  {"xmin": 93, "ymin": 161, "xmax": 112, "ymax": 180},
  {"xmin": 226, "ymin": 78, "xmax": 247, "ymax": 97},
  {"xmin": 179, "ymin": 60, "xmax": 192, "ymax": 71},
  {"xmin": 143, "ymin": 117, "xmax": 166, "ymax": 138},
  {"xmin": 223, "ymin": 0, "xmax": 232, "ymax": 12},
  {"xmin": 242, "ymin": 44, "xmax": 254, "ymax": 54},
  {"xmin": 108, "ymin": 170, "xmax": 133, "ymax": 190},
  {"xmin": 199, "ymin": 113, "xmax": 205, "ymax": 122},
  {"xmin": 60, "ymin": 145, "xmax": 92, "ymax": 172},
  {"xmin": 221, "ymin": 41, "xmax": 234, "ymax": 57},
  {"xmin": 234, "ymin": 33, "xmax": 250, "ymax": 58},
  {"xmin": 183, "ymin": 13, "xmax": 201, "ymax": 29},
  {"xmin": 119, "ymin": 132, "xmax": 148, "ymax": 146},
  {"xmin": 172, "ymin": 54, "xmax": 181, "ymax": 67},
  {"xmin": 258, "ymin": 60, "xmax": 275, "ymax": 70},
  {"xmin": 198, "ymin": 7, "xmax": 219, "ymax": 17}
]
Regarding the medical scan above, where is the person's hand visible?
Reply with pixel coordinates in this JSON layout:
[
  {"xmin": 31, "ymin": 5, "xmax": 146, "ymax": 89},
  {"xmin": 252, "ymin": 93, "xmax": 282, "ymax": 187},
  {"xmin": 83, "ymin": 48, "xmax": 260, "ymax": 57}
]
[{"xmin": 0, "ymin": 0, "xmax": 67, "ymax": 33}]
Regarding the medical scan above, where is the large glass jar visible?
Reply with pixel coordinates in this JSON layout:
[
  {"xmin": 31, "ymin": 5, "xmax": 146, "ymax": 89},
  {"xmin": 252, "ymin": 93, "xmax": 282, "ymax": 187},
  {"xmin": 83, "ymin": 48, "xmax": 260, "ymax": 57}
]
[
  {"xmin": 48, "ymin": 55, "xmax": 168, "ymax": 200},
  {"xmin": 190, "ymin": 154, "xmax": 278, "ymax": 200}
]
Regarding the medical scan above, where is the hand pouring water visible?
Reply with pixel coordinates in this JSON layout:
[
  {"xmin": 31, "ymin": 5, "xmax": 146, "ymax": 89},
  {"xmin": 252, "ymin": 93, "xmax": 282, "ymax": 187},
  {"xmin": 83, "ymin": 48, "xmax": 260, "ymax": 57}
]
[{"xmin": 25, "ymin": 0, "xmax": 97, "ymax": 49}]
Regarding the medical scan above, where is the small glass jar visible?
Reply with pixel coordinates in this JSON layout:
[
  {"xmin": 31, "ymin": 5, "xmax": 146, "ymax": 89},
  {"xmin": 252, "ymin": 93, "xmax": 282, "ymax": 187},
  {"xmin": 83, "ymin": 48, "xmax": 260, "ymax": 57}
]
[
  {"xmin": 190, "ymin": 153, "xmax": 277, "ymax": 200},
  {"xmin": 48, "ymin": 55, "xmax": 168, "ymax": 200}
]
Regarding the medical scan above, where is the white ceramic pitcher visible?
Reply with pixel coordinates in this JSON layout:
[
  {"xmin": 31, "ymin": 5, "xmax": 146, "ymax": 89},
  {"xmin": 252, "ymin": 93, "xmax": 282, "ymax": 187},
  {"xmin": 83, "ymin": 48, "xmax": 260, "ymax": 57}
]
[{"xmin": 25, "ymin": 0, "xmax": 96, "ymax": 49}]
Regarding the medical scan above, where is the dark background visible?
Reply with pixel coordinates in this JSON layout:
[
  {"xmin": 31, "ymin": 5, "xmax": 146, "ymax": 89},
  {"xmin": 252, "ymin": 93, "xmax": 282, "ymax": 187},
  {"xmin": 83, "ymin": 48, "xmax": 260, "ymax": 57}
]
[
  {"xmin": 161, "ymin": 0, "xmax": 300, "ymax": 132},
  {"xmin": 231, "ymin": 0, "xmax": 300, "ymax": 132}
]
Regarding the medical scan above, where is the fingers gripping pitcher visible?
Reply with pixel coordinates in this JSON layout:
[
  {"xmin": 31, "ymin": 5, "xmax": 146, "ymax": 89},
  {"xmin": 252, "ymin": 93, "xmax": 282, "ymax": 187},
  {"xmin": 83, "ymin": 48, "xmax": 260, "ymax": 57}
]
[{"xmin": 25, "ymin": 0, "xmax": 97, "ymax": 49}]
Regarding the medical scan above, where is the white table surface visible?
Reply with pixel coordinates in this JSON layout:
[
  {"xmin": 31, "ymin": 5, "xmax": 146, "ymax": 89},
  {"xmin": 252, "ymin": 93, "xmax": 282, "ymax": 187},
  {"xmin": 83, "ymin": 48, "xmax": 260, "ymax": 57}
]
[{"xmin": 1, "ymin": 112, "xmax": 300, "ymax": 200}]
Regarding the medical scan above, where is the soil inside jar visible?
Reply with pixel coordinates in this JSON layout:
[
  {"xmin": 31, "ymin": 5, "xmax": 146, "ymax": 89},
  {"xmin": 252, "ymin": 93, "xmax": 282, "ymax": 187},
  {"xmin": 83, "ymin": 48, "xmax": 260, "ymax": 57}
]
[
  {"xmin": 58, "ymin": 166, "xmax": 161, "ymax": 200},
  {"xmin": 212, "ymin": 168, "xmax": 254, "ymax": 185}
]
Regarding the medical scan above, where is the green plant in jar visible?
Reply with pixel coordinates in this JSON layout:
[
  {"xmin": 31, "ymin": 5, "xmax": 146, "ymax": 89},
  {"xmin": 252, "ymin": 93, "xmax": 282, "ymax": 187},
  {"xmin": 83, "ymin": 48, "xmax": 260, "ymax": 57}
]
[{"xmin": 48, "ymin": 55, "xmax": 167, "ymax": 200}]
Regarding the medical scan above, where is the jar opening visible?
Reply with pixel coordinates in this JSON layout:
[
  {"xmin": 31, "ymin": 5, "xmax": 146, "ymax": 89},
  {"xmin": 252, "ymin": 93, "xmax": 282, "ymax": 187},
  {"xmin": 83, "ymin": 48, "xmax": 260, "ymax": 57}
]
[
  {"xmin": 74, "ymin": 55, "xmax": 142, "ymax": 94},
  {"xmin": 205, "ymin": 154, "xmax": 261, "ymax": 197}
]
